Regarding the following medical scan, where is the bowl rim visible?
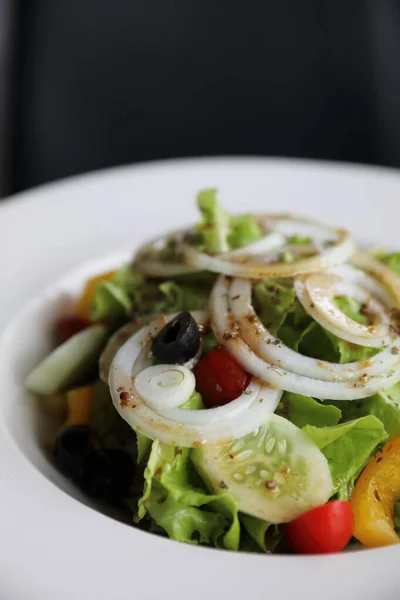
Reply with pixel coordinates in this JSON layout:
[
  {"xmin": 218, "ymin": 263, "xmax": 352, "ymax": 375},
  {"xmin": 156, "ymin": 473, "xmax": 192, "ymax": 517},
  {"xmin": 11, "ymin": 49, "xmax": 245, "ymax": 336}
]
[{"xmin": 1, "ymin": 156, "xmax": 400, "ymax": 600}]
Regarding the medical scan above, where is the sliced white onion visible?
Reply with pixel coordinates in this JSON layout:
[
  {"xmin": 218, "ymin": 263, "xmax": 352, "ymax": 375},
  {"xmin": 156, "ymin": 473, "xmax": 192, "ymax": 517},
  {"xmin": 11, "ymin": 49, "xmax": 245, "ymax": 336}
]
[
  {"xmin": 158, "ymin": 378, "xmax": 259, "ymax": 424},
  {"xmin": 109, "ymin": 311, "xmax": 281, "ymax": 447},
  {"xmin": 220, "ymin": 231, "xmax": 286, "ymax": 260},
  {"xmin": 228, "ymin": 277, "xmax": 400, "ymax": 381},
  {"xmin": 352, "ymin": 252, "xmax": 400, "ymax": 308},
  {"xmin": 295, "ymin": 273, "xmax": 392, "ymax": 348},
  {"xmin": 134, "ymin": 229, "xmax": 200, "ymax": 276},
  {"xmin": 134, "ymin": 364, "xmax": 196, "ymax": 411},
  {"xmin": 211, "ymin": 277, "xmax": 400, "ymax": 400},
  {"xmin": 328, "ymin": 264, "xmax": 393, "ymax": 306},
  {"xmin": 100, "ymin": 313, "xmax": 203, "ymax": 383},
  {"xmin": 99, "ymin": 315, "xmax": 156, "ymax": 383},
  {"xmin": 183, "ymin": 217, "xmax": 355, "ymax": 278}
]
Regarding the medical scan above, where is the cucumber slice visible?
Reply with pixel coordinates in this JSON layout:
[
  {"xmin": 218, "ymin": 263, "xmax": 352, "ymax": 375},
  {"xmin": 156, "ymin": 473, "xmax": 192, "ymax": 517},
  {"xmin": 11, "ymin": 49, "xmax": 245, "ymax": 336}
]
[
  {"xmin": 192, "ymin": 414, "xmax": 333, "ymax": 523},
  {"xmin": 26, "ymin": 325, "xmax": 108, "ymax": 396}
]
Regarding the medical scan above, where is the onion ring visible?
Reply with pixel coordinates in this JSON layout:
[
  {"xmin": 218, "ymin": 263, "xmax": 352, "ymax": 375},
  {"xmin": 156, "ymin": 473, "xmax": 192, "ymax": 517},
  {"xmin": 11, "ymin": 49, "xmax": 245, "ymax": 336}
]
[
  {"xmin": 352, "ymin": 252, "xmax": 400, "ymax": 308},
  {"xmin": 183, "ymin": 216, "xmax": 355, "ymax": 278},
  {"xmin": 134, "ymin": 229, "xmax": 199, "ymax": 276},
  {"xmin": 295, "ymin": 273, "xmax": 392, "ymax": 348},
  {"xmin": 228, "ymin": 277, "xmax": 400, "ymax": 381},
  {"xmin": 210, "ymin": 277, "xmax": 400, "ymax": 400},
  {"xmin": 109, "ymin": 311, "xmax": 281, "ymax": 447}
]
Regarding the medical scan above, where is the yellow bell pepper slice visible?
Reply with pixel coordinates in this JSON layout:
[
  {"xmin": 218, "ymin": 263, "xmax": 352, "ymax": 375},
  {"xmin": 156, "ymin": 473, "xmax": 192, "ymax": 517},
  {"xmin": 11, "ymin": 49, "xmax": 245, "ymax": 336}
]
[
  {"xmin": 351, "ymin": 436, "xmax": 400, "ymax": 548},
  {"xmin": 75, "ymin": 271, "xmax": 115, "ymax": 320},
  {"xmin": 48, "ymin": 385, "xmax": 94, "ymax": 451},
  {"xmin": 64, "ymin": 385, "xmax": 93, "ymax": 427}
]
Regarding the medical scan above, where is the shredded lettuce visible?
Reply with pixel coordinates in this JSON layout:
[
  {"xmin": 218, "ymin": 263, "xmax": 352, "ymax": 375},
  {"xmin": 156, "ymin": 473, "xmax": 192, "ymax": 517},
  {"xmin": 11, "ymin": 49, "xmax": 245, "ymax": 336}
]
[
  {"xmin": 303, "ymin": 416, "xmax": 387, "ymax": 494},
  {"xmin": 195, "ymin": 188, "xmax": 262, "ymax": 254}
]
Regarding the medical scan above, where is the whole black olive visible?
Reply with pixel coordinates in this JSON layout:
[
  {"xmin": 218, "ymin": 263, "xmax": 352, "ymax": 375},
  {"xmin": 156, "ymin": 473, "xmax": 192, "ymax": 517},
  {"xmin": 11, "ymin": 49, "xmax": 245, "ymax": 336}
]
[
  {"xmin": 54, "ymin": 425, "xmax": 91, "ymax": 480},
  {"xmin": 81, "ymin": 449, "xmax": 135, "ymax": 502},
  {"xmin": 151, "ymin": 311, "xmax": 201, "ymax": 364}
]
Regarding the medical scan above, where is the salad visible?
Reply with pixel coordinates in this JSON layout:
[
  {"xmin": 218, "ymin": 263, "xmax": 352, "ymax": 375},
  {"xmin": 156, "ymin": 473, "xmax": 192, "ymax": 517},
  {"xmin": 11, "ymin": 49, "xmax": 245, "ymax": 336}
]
[{"xmin": 26, "ymin": 189, "xmax": 400, "ymax": 554}]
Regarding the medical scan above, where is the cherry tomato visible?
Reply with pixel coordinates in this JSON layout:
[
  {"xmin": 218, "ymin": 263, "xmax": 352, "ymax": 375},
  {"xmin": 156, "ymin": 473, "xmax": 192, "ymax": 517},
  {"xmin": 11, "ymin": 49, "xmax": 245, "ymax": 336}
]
[
  {"xmin": 55, "ymin": 315, "xmax": 90, "ymax": 343},
  {"xmin": 285, "ymin": 501, "xmax": 354, "ymax": 554},
  {"xmin": 193, "ymin": 347, "xmax": 251, "ymax": 408}
]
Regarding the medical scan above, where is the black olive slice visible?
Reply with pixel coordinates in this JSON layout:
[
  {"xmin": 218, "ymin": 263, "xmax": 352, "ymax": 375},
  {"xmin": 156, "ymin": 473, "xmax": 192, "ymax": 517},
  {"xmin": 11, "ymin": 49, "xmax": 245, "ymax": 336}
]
[{"xmin": 151, "ymin": 312, "xmax": 201, "ymax": 364}]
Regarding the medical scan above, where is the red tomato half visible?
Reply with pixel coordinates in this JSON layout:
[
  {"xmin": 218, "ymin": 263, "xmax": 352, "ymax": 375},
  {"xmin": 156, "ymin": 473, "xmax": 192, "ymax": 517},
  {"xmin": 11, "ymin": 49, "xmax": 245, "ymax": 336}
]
[
  {"xmin": 193, "ymin": 347, "xmax": 251, "ymax": 408},
  {"xmin": 56, "ymin": 315, "xmax": 90, "ymax": 343},
  {"xmin": 285, "ymin": 501, "xmax": 354, "ymax": 554}
]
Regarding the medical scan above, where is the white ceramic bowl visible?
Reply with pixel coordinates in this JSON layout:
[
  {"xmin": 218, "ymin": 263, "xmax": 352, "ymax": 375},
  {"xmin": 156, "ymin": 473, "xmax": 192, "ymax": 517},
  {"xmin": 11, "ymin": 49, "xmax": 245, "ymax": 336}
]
[{"xmin": 1, "ymin": 158, "xmax": 400, "ymax": 600}]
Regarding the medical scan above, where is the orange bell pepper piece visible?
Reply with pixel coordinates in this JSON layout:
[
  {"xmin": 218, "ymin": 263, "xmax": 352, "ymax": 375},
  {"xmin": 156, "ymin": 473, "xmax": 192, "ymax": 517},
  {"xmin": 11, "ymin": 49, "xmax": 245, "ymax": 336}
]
[
  {"xmin": 64, "ymin": 385, "xmax": 93, "ymax": 427},
  {"xmin": 48, "ymin": 385, "xmax": 94, "ymax": 451},
  {"xmin": 75, "ymin": 271, "xmax": 115, "ymax": 320},
  {"xmin": 351, "ymin": 436, "xmax": 400, "ymax": 548}
]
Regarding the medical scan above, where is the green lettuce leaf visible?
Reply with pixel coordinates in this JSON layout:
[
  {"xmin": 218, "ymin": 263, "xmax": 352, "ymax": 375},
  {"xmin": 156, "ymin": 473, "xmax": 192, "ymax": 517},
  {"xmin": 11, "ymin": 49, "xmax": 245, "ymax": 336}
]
[
  {"xmin": 322, "ymin": 296, "xmax": 379, "ymax": 363},
  {"xmin": 91, "ymin": 264, "xmax": 149, "ymax": 323},
  {"xmin": 335, "ymin": 383, "xmax": 400, "ymax": 440},
  {"xmin": 195, "ymin": 188, "xmax": 262, "ymax": 254},
  {"xmin": 228, "ymin": 214, "xmax": 263, "ymax": 250},
  {"xmin": 254, "ymin": 280, "xmax": 379, "ymax": 364},
  {"xmin": 91, "ymin": 281, "xmax": 132, "ymax": 322},
  {"xmin": 240, "ymin": 514, "xmax": 281, "ymax": 553},
  {"xmin": 384, "ymin": 252, "xmax": 400, "ymax": 276},
  {"xmin": 136, "ymin": 440, "xmax": 240, "ymax": 549},
  {"xmin": 303, "ymin": 416, "xmax": 387, "ymax": 493},
  {"xmin": 155, "ymin": 281, "xmax": 208, "ymax": 313},
  {"xmin": 298, "ymin": 295, "xmax": 378, "ymax": 364},
  {"xmin": 252, "ymin": 281, "xmax": 297, "ymax": 335},
  {"xmin": 137, "ymin": 433, "xmax": 152, "ymax": 464},
  {"xmin": 201, "ymin": 331, "xmax": 219, "ymax": 354},
  {"xmin": 91, "ymin": 264, "xmax": 212, "ymax": 324},
  {"xmin": 181, "ymin": 391, "xmax": 204, "ymax": 410},
  {"xmin": 136, "ymin": 392, "xmax": 203, "ymax": 464},
  {"xmin": 287, "ymin": 235, "xmax": 312, "ymax": 245},
  {"xmin": 196, "ymin": 188, "xmax": 231, "ymax": 254},
  {"xmin": 134, "ymin": 391, "xmax": 242, "ymax": 550},
  {"xmin": 157, "ymin": 237, "xmax": 180, "ymax": 263},
  {"xmin": 277, "ymin": 392, "xmax": 342, "ymax": 428},
  {"xmin": 111, "ymin": 263, "xmax": 146, "ymax": 293}
]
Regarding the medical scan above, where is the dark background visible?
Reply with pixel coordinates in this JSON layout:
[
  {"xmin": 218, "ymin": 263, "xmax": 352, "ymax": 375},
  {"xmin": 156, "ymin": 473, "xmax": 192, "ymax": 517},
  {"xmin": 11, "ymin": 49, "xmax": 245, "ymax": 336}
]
[{"xmin": 1, "ymin": 0, "xmax": 400, "ymax": 197}]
